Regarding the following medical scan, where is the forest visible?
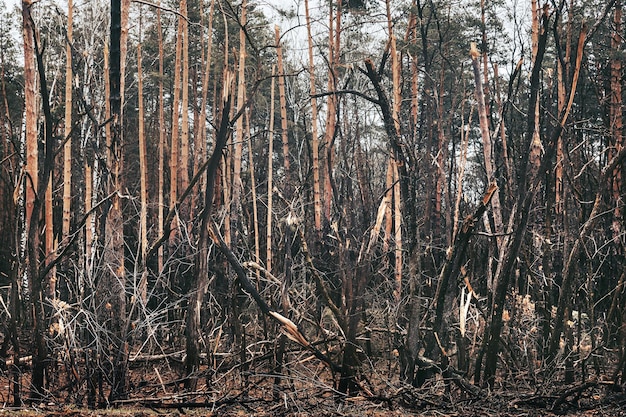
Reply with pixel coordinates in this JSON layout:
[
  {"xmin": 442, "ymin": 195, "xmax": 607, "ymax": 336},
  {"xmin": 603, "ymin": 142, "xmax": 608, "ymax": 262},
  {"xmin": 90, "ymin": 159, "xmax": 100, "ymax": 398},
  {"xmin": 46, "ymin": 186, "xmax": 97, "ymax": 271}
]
[{"xmin": 0, "ymin": 0, "xmax": 625, "ymax": 415}]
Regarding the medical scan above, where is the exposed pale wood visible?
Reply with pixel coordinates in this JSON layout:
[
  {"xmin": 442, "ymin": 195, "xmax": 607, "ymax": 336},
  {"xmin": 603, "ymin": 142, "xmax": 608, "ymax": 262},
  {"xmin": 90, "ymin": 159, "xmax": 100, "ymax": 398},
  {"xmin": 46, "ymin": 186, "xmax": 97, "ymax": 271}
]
[
  {"xmin": 386, "ymin": 3, "xmax": 403, "ymax": 301},
  {"xmin": 209, "ymin": 221, "xmax": 341, "ymax": 373},
  {"xmin": 393, "ymin": 162, "xmax": 402, "ymax": 302},
  {"xmin": 365, "ymin": 167, "xmax": 392, "ymax": 257},
  {"xmin": 530, "ymin": 0, "xmax": 543, "ymax": 169},
  {"xmin": 383, "ymin": 159, "xmax": 393, "ymax": 254}
]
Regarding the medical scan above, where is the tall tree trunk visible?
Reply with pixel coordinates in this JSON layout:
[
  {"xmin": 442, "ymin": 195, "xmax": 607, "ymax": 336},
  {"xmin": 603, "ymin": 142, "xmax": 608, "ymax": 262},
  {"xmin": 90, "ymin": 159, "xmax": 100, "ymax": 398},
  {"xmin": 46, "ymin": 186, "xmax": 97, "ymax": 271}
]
[
  {"xmin": 137, "ymin": 26, "xmax": 148, "ymax": 303},
  {"xmin": 108, "ymin": 0, "xmax": 128, "ymax": 399},
  {"xmin": 266, "ymin": 67, "xmax": 276, "ymax": 273},
  {"xmin": 386, "ymin": 0, "xmax": 403, "ymax": 302},
  {"xmin": 169, "ymin": 4, "xmax": 183, "ymax": 244},
  {"xmin": 471, "ymin": 43, "xmax": 503, "ymax": 241},
  {"xmin": 275, "ymin": 25, "xmax": 290, "ymax": 183},
  {"xmin": 231, "ymin": 0, "xmax": 246, "ymax": 246},
  {"xmin": 157, "ymin": 0, "xmax": 165, "ymax": 272},
  {"xmin": 470, "ymin": 42, "xmax": 504, "ymax": 300},
  {"xmin": 246, "ymin": 108, "xmax": 260, "ymax": 280},
  {"xmin": 196, "ymin": 0, "xmax": 216, "ymax": 197},
  {"xmin": 180, "ymin": 0, "xmax": 189, "ymax": 194},
  {"xmin": 45, "ymin": 174, "xmax": 54, "ymax": 302},
  {"xmin": 610, "ymin": 1, "xmax": 623, "ymax": 240},
  {"xmin": 305, "ymin": 0, "xmax": 322, "ymax": 233},
  {"xmin": 26, "ymin": 5, "xmax": 55, "ymax": 399},
  {"xmin": 323, "ymin": 2, "xmax": 338, "ymax": 220},
  {"xmin": 22, "ymin": 0, "xmax": 44, "ymax": 399},
  {"xmin": 62, "ymin": 0, "xmax": 73, "ymax": 242},
  {"xmin": 52, "ymin": 0, "xmax": 73, "ymax": 319},
  {"xmin": 22, "ymin": 0, "xmax": 37, "ymax": 255}
]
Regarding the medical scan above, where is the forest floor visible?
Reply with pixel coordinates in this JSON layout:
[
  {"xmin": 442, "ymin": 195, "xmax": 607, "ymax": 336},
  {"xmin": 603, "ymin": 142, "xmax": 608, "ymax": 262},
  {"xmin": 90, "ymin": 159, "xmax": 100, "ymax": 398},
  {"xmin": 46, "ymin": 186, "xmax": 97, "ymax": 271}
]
[
  {"xmin": 2, "ymin": 353, "xmax": 626, "ymax": 416},
  {"xmin": 1, "ymin": 392, "xmax": 626, "ymax": 417},
  {"xmin": 2, "ymin": 371, "xmax": 625, "ymax": 416}
]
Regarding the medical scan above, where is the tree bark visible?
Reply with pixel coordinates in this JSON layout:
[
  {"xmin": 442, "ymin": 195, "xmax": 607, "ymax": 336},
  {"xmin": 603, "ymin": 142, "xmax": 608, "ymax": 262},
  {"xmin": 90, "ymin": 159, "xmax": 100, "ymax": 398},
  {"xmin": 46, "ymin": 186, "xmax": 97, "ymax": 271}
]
[
  {"xmin": 305, "ymin": 0, "xmax": 322, "ymax": 233},
  {"xmin": 169, "ymin": 3, "xmax": 183, "ymax": 244},
  {"xmin": 266, "ymin": 67, "xmax": 276, "ymax": 273},
  {"xmin": 108, "ymin": 0, "xmax": 128, "ymax": 399}
]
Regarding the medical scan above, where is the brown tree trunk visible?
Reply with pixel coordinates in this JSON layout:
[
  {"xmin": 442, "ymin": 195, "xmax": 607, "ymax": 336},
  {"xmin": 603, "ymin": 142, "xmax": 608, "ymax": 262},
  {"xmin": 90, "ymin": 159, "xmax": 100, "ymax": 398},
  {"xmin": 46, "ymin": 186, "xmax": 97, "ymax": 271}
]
[
  {"xmin": 137, "ymin": 29, "xmax": 148, "ymax": 303},
  {"xmin": 266, "ymin": 67, "xmax": 276, "ymax": 273},
  {"xmin": 22, "ymin": 0, "xmax": 37, "ymax": 253},
  {"xmin": 62, "ymin": 0, "xmax": 73, "ymax": 242},
  {"xmin": 231, "ymin": 0, "xmax": 247, "ymax": 246},
  {"xmin": 323, "ymin": 2, "xmax": 338, "ymax": 220},
  {"xmin": 157, "ymin": 0, "xmax": 165, "ymax": 272},
  {"xmin": 180, "ymin": 0, "xmax": 189, "ymax": 194},
  {"xmin": 610, "ymin": 2, "xmax": 623, "ymax": 240},
  {"xmin": 21, "ymin": 0, "xmax": 44, "ymax": 399},
  {"xmin": 275, "ymin": 25, "xmax": 290, "ymax": 181},
  {"xmin": 305, "ymin": 0, "xmax": 322, "ymax": 233},
  {"xmin": 169, "ymin": 4, "xmax": 183, "ymax": 244}
]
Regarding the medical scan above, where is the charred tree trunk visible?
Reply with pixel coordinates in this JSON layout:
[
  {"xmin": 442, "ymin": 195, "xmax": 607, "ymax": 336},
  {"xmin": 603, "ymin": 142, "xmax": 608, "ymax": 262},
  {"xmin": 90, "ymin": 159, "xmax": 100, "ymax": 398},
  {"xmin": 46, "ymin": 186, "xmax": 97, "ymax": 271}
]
[{"xmin": 108, "ymin": 0, "xmax": 128, "ymax": 400}]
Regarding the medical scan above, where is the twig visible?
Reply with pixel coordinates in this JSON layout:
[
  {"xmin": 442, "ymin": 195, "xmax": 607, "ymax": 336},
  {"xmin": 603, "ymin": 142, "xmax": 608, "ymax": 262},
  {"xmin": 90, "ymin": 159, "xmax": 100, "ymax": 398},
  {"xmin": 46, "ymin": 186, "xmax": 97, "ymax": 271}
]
[{"xmin": 550, "ymin": 380, "xmax": 597, "ymax": 411}]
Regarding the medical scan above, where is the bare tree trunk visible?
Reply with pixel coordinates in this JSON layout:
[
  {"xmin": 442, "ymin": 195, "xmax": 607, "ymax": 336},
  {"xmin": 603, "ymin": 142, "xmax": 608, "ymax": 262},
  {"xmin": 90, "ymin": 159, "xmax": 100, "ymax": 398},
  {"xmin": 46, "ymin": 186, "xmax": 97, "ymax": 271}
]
[
  {"xmin": 275, "ymin": 25, "xmax": 290, "ymax": 181},
  {"xmin": 246, "ymin": 108, "xmax": 260, "ymax": 280},
  {"xmin": 266, "ymin": 67, "xmax": 276, "ymax": 273},
  {"xmin": 62, "ymin": 0, "xmax": 73, "ymax": 242},
  {"xmin": 50, "ymin": 0, "xmax": 73, "ymax": 325},
  {"xmin": 196, "ymin": 0, "xmax": 216, "ymax": 191},
  {"xmin": 529, "ymin": 0, "xmax": 543, "ymax": 170},
  {"xmin": 25, "ymin": 6, "xmax": 55, "ymax": 399},
  {"xmin": 180, "ymin": 0, "xmax": 189, "ymax": 194},
  {"xmin": 137, "ymin": 26, "xmax": 148, "ymax": 303},
  {"xmin": 169, "ymin": 5, "xmax": 183, "ymax": 244},
  {"xmin": 21, "ymin": 0, "xmax": 43, "ymax": 399},
  {"xmin": 45, "ymin": 177, "xmax": 55, "ymax": 302},
  {"xmin": 22, "ymin": 0, "xmax": 37, "ymax": 254},
  {"xmin": 386, "ymin": 0, "xmax": 403, "ymax": 302},
  {"xmin": 304, "ymin": 0, "xmax": 322, "ymax": 233},
  {"xmin": 108, "ymin": 0, "xmax": 128, "ymax": 399},
  {"xmin": 323, "ymin": 2, "xmax": 338, "ymax": 220},
  {"xmin": 470, "ymin": 42, "xmax": 504, "ymax": 246},
  {"xmin": 610, "ymin": 1, "xmax": 623, "ymax": 240},
  {"xmin": 157, "ymin": 0, "xmax": 165, "ymax": 272},
  {"xmin": 231, "ymin": 0, "xmax": 246, "ymax": 246}
]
